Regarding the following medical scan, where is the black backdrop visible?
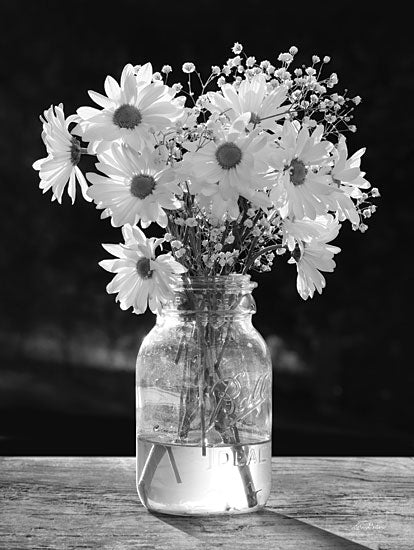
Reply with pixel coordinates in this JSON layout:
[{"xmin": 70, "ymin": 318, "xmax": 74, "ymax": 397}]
[{"xmin": 0, "ymin": 0, "xmax": 413, "ymax": 456}]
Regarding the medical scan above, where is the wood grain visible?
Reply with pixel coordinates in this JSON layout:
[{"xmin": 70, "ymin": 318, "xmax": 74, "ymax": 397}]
[{"xmin": 0, "ymin": 457, "xmax": 413, "ymax": 550}]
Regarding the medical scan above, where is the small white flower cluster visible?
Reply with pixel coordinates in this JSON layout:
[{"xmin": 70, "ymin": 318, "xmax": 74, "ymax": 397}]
[
  {"xmin": 206, "ymin": 46, "xmax": 360, "ymax": 138},
  {"xmin": 33, "ymin": 43, "xmax": 379, "ymax": 310}
]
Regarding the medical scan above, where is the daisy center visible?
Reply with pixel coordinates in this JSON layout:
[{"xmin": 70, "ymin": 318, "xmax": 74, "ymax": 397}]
[
  {"xmin": 113, "ymin": 104, "xmax": 142, "ymax": 130},
  {"xmin": 136, "ymin": 257, "xmax": 153, "ymax": 279},
  {"xmin": 70, "ymin": 137, "xmax": 81, "ymax": 166},
  {"xmin": 289, "ymin": 158, "xmax": 307, "ymax": 186},
  {"xmin": 215, "ymin": 142, "xmax": 242, "ymax": 170},
  {"xmin": 130, "ymin": 174, "xmax": 156, "ymax": 199}
]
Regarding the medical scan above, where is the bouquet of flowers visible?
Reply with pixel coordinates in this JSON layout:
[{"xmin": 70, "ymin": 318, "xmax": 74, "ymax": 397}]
[
  {"xmin": 33, "ymin": 44, "xmax": 380, "ymax": 514},
  {"xmin": 33, "ymin": 43, "xmax": 379, "ymax": 310}
]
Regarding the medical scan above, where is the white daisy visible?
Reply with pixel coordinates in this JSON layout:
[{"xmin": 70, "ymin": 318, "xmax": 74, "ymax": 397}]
[
  {"xmin": 285, "ymin": 214, "xmax": 341, "ymax": 300},
  {"xmin": 206, "ymin": 73, "xmax": 288, "ymax": 129},
  {"xmin": 179, "ymin": 114, "xmax": 271, "ymax": 218},
  {"xmin": 323, "ymin": 188, "xmax": 360, "ymax": 225},
  {"xmin": 76, "ymin": 63, "xmax": 183, "ymax": 153},
  {"xmin": 282, "ymin": 215, "xmax": 329, "ymax": 251},
  {"xmin": 320, "ymin": 136, "xmax": 370, "ymax": 224},
  {"xmin": 188, "ymin": 176, "xmax": 240, "ymax": 220},
  {"xmin": 330, "ymin": 136, "xmax": 370, "ymax": 198},
  {"xmin": 100, "ymin": 225, "xmax": 187, "ymax": 315},
  {"xmin": 32, "ymin": 104, "xmax": 90, "ymax": 204},
  {"xmin": 266, "ymin": 120, "xmax": 338, "ymax": 220},
  {"xmin": 86, "ymin": 143, "xmax": 182, "ymax": 228}
]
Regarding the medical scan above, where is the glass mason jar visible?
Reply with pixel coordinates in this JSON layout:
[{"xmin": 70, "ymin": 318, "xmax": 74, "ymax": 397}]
[{"xmin": 136, "ymin": 275, "xmax": 272, "ymax": 515}]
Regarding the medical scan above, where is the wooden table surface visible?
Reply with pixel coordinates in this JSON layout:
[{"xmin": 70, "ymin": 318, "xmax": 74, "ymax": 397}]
[{"xmin": 0, "ymin": 457, "xmax": 413, "ymax": 550}]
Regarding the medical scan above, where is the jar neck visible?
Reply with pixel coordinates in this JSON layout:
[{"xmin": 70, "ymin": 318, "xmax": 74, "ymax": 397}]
[{"xmin": 160, "ymin": 274, "xmax": 257, "ymax": 317}]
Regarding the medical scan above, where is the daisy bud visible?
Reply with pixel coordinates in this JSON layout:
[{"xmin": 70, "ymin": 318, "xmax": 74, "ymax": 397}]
[
  {"xmin": 323, "ymin": 56, "xmax": 331, "ymax": 63},
  {"xmin": 353, "ymin": 95, "xmax": 362, "ymax": 105},
  {"xmin": 152, "ymin": 72, "xmax": 162, "ymax": 81},
  {"xmin": 211, "ymin": 65, "xmax": 220, "ymax": 75},
  {"xmin": 161, "ymin": 65, "xmax": 172, "ymax": 74},
  {"xmin": 289, "ymin": 46, "xmax": 298, "ymax": 55},
  {"xmin": 312, "ymin": 55, "xmax": 320, "ymax": 64},
  {"xmin": 171, "ymin": 240, "xmax": 183, "ymax": 249},
  {"xmin": 244, "ymin": 219, "xmax": 253, "ymax": 228},
  {"xmin": 182, "ymin": 62, "xmax": 196, "ymax": 74},
  {"xmin": 276, "ymin": 248, "xmax": 286, "ymax": 255},
  {"xmin": 217, "ymin": 76, "xmax": 226, "ymax": 87},
  {"xmin": 225, "ymin": 234, "xmax": 235, "ymax": 244},
  {"xmin": 371, "ymin": 188, "xmax": 380, "ymax": 197}
]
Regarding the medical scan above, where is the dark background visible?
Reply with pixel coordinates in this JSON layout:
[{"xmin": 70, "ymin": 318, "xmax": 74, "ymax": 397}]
[{"xmin": 0, "ymin": 0, "xmax": 412, "ymax": 456}]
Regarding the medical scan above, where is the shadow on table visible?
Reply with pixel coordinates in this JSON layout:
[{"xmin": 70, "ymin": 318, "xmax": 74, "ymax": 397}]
[{"xmin": 152, "ymin": 508, "xmax": 370, "ymax": 550}]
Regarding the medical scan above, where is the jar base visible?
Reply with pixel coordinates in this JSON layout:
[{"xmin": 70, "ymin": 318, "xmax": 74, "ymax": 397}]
[
  {"xmin": 145, "ymin": 503, "xmax": 267, "ymax": 517},
  {"xmin": 136, "ymin": 437, "xmax": 272, "ymax": 515}
]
